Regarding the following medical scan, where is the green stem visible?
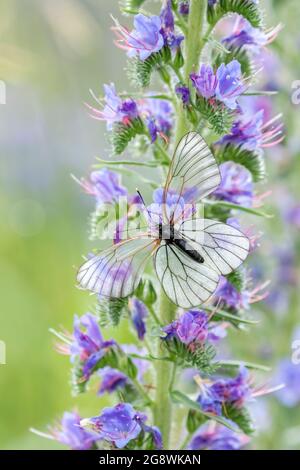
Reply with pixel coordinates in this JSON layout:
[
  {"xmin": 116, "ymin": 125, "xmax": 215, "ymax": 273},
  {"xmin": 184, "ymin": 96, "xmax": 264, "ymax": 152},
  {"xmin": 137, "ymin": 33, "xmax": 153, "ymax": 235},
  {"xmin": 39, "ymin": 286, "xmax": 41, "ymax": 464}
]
[
  {"xmin": 175, "ymin": 0, "xmax": 207, "ymax": 142},
  {"xmin": 153, "ymin": 291, "xmax": 177, "ymax": 449}
]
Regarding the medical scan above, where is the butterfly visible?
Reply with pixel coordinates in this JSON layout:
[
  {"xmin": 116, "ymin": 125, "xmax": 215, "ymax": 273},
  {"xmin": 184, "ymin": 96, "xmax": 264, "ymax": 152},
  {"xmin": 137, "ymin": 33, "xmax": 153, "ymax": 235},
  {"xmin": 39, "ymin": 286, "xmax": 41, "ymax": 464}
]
[{"xmin": 77, "ymin": 132, "xmax": 250, "ymax": 309}]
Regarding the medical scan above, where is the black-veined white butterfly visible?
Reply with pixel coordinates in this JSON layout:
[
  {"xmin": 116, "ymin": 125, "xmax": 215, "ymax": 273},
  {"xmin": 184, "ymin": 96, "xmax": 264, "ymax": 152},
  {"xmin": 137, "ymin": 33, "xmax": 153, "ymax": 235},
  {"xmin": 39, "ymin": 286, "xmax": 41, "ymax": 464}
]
[{"xmin": 77, "ymin": 132, "xmax": 250, "ymax": 308}]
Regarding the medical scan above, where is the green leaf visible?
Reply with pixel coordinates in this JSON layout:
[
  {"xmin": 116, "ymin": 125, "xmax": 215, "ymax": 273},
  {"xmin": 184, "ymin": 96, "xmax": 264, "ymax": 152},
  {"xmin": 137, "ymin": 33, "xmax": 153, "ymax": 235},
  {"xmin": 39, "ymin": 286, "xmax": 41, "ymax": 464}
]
[
  {"xmin": 127, "ymin": 47, "xmax": 171, "ymax": 89},
  {"xmin": 215, "ymin": 143, "xmax": 266, "ymax": 182},
  {"xmin": 227, "ymin": 269, "xmax": 246, "ymax": 293},
  {"xmin": 110, "ymin": 118, "xmax": 146, "ymax": 155},
  {"xmin": 207, "ymin": 0, "xmax": 262, "ymax": 29},
  {"xmin": 205, "ymin": 306, "xmax": 259, "ymax": 326},
  {"xmin": 170, "ymin": 390, "xmax": 241, "ymax": 433},
  {"xmin": 217, "ymin": 360, "xmax": 271, "ymax": 372},
  {"xmin": 224, "ymin": 403, "xmax": 254, "ymax": 435},
  {"xmin": 194, "ymin": 96, "xmax": 235, "ymax": 135},
  {"xmin": 119, "ymin": 0, "xmax": 146, "ymax": 15},
  {"xmin": 204, "ymin": 198, "xmax": 273, "ymax": 218},
  {"xmin": 97, "ymin": 297, "xmax": 129, "ymax": 327},
  {"xmin": 165, "ymin": 338, "xmax": 218, "ymax": 374},
  {"xmin": 213, "ymin": 46, "xmax": 254, "ymax": 77}
]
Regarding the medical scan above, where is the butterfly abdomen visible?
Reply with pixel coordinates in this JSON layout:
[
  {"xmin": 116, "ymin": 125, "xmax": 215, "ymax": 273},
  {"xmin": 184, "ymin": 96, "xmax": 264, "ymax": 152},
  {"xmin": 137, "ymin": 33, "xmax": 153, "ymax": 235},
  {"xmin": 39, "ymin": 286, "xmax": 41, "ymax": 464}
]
[{"xmin": 173, "ymin": 238, "xmax": 205, "ymax": 264}]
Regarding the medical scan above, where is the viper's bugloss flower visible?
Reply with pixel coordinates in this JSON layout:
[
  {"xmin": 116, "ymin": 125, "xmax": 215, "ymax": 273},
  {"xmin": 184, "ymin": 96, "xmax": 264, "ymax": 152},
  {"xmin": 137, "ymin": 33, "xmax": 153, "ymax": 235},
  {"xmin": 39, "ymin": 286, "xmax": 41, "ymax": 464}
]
[
  {"xmin": 215, "ymin": 276, "xmax": 250, "ymax": 311},
  {"xmin": 51, "ymin": 412, "xmax": 96, "ymax": 450},
  {"xmin": 175, "ymin": 84, "xmax": 190, "ymax": 105},
  {"xmin": 213, "ymin": 162, "xmax": 254, "ymax": 207},
  {"xmin": 275, "ymin": 359, "xmax": 300, "ymax": 407},
  {"xmin": 285, "ymin": 203, "xmax": 300, "ymax": 229},
  {"xmin": 138, "ymin": 97, "xmax": 173, "ymax": 142},
  {"xmin": 113, "ymin": 14, "xmax": 164, "ymax": 61},
  {"xmin": 163, "ymin": 310, "xmax": 209, "ymax": 345},
  {"xmin": 80, "ymin": 403, "xmax": 162, "ymax": 449},
  {"xmin": 179, "ymin": 1, "xmax": 189, "ymax": 15},
  {"xmin": 98, "ymin": 367, "xmax": 128, "ymax": 395},
  {"xmin": 197, "ymin": 367, "xmax": 251, "ymax": 415},
  {"xmin": 215, "ymin": 60, "xmax": 247, "ymax": 110},
  {"xmin": 190, "ymin": 64, "xmax": 218, "ymax": 99},
  {"xmin": 191, "ymin": 61, "xmax": 246, "ymax": 110},
  {"xmin": 218, "ymin": 109, "xmax": 284, "ymax": 151},
  {"xmin": 147, "ymin": 187, "xmax": 195, "ymax": 228},
  {"xmin": 222, "ymin": 17, "xmax": 282, "ymax": 53},
  {"xmin": 163, "ymin": 310, "xmax": 226, "ymax": 347},
  {"xmin": 71, "ymin": 313, "xmax": 115, "ymax": 380},
  {"xmin": 188, "ymin": 423, "xmax": 248, "ymax": 450},
  {"xmin": 160, "ymin": 0, "xmax": 184, "ymax": 49},
  {"xmin": 129, "ymin": 298, "xmax": 148, "ymax": 340},
  {"xmin": 87, "ymin": 83, "xmax": 138, "ymax": 129},
  {"xmin": 77, "ymin": 169, "xmax": 128, "ymax": 205}
]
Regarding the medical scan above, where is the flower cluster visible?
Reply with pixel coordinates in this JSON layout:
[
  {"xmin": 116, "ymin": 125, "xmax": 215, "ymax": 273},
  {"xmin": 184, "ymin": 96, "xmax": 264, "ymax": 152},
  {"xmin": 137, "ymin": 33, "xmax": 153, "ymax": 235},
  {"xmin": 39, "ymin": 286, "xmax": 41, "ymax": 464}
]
[{"xmin": 36, "ymin": 0, "xmax": 283, "ymax": 452}]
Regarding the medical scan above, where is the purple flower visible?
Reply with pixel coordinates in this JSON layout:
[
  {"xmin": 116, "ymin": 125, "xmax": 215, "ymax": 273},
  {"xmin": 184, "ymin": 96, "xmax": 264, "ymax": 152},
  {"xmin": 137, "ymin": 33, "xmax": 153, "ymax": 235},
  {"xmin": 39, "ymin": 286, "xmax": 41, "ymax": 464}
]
[
  {"xmin": 87, "ymin": 83, "xmax": 138, "ymax": 130},
  {"xmin": 52, "ymin": 412, "xmax": 96, "ymax": 450},
  {"xmin": 222, "ymin": 17, "xmax": 281, "ymax": 52},
  {"xmin": 208, "ymin": 0, "xmax": 217, "ymax": 6},
  {"xmin": 163, "ymin": 310, "xmax": 209, "ymax": 346},
  {"xmin": 197, "ymin": 367, "xmax": 251, "ymax": 415},
  {"xmin": 215, "ymin": 60, "xmax": 246, "ymax": 109},
  {"xmin": 213, "ymin": 162, "xmax": 254, "ymax": 207},
  {"xmin": 179, "ymin": 1, "xmax": 189, "ymax": 15},
  {"xmin": 138, "ymin": 97, "xmax": 173, "ymax": 142},
  {"xmin": 129, "ymin": 298, "xmax": 148, "ymax": 340},
  {"xmin": 218, "ymin": 109, "xmax": 283, "ymax": 151},
  {"xmin": 189, "ymin": 423, "xmax": 247, "ymax": 450},
  {"xmin": 190, "ymin": 64, "xmax": 218, "ymax": 99},
  {"xmin": 98, "ymin": 367, "xmax": 128, "ymax": 395},
  {"xmin": 113, "ymin": 14, "xmax": 164, "ymax": 61},
  {"xmin": 160, "ymin": 1, "xmax": 184, "ymax": 49},
  {"xmin": 275, "ymin": 359, "xmax": 300, "ymax": 407},
  {"xmin": 78, "ymin": 169, "xmax": 128, "ymax": 205},
  {"xmin": 286, "ymin": 203, "xmax": 300, "ymax": 229},
  {"xmin": 214, "ymin": 276, "xmax": 250, "ymax": 311},
  {"xmin": 81, "ymin": 403, "xmax": 162, "ymax": 449},
  {"xmin": 175, "ymin": 84, "xmax": 190, "ymax": 105},
  {"xmin": 147, "ymin": 187, "xmax": 195, "ymax": 227},
  {"xmin": 71, "ymin": 313, "xmax": 115, "ymax": 380}
]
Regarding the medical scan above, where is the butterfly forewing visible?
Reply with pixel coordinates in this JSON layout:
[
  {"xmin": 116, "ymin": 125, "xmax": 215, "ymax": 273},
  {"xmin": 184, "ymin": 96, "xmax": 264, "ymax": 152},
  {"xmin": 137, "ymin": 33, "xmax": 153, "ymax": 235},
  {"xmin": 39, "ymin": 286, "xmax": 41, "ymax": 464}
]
[
  {"xmin": 154, "ymin": 242, "xmax": 219, "ymax": 308},
  {"xmin": 180, "ymin": 219, "xmax": 250, "ymax": 275},
  {"xmin": 77, "ymin": 237, "xmax": 158, "ymax": 298},
  {"xmin": 163, "ymin": 132, "xmax": 221, "ymax": 223}
]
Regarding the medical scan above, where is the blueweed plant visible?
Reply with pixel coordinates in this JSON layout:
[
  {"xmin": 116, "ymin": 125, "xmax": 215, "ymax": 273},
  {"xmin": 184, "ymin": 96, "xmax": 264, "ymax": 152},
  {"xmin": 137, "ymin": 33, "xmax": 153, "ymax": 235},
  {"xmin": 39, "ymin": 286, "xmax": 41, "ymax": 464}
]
[{"xmin": 36, "ymin": 0, "xmax": 284, "ymax": 451}]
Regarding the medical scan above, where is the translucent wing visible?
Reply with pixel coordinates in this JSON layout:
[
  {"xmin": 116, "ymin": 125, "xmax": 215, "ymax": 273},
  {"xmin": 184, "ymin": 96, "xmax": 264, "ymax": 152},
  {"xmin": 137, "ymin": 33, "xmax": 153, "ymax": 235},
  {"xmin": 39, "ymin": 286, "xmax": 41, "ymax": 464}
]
[
  {"xmin": 163, "ymin": 132, "xmax": 221, "ymax": 222},
  {"xmin": 180, "ymin": 219, "xmax": 250, "ymax": 275},
  {"xmin": 154, "ymin": 242, "xmax": 219, "ymax": 308},
  {"xmin": 77, "ymin": 237, "xmax": 158, "ymax": 298}
]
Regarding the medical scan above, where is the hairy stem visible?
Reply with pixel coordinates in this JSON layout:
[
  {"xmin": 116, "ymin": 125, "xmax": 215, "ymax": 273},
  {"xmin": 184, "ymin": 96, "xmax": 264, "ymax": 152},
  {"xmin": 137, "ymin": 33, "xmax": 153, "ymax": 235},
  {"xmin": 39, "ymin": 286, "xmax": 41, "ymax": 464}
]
[
  {"xmin": 175, "ymin": 0, "xmax": 208, "ymax": 142},
  {"xmin": 153, "ymin": 291, "xmax": 177, "ymax": 449}
]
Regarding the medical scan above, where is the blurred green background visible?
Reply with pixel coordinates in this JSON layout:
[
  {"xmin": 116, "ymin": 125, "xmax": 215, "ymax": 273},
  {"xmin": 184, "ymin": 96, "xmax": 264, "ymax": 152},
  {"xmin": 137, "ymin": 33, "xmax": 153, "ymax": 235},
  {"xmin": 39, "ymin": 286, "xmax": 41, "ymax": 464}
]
[{"xmin": 0, "ymin": 0, "xmax": 299, "ymax": 450}]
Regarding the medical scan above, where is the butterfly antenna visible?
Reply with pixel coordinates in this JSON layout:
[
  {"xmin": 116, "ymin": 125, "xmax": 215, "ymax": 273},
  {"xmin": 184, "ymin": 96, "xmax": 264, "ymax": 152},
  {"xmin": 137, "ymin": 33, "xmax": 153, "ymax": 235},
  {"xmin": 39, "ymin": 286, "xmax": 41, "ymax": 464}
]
[{"xmin": 136, "ymin": 188, "xmax": 155, "ymax": 229}]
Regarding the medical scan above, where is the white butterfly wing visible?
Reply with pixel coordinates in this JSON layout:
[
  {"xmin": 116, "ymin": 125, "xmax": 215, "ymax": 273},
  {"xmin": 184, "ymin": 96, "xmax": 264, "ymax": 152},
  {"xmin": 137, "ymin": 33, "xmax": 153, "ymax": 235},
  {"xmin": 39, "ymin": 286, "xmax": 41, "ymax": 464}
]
[
  {"xmin": 180, "ymin": 219, "xmax": 250, "ymax": 275},
  {"xmin": 77, "ymin": 237, "xmax": 157, "ymax": 298},
  {"xmin": 164, "ymin": 132, "xmax": 221, "ymax": 220},
  {"xmin": 154, "ymin": 242, "xmax": 219, "ymax": 309}
]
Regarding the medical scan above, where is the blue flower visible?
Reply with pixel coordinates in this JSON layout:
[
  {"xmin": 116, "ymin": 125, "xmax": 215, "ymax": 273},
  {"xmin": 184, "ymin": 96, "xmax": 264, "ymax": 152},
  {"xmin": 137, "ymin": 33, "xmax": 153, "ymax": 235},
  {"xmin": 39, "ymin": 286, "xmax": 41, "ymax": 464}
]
[
  {"xmin": 71, "ymin": 313, "xmax": 115, "ymax": 380},
  {"xmin": 163, "ymin": 310, "xmax": 209, "ymax": 346},
  {"xmin": 213, "ymin": 162, "xmax": 254, "ymax": 207},
  {"xmin": 80, "ymin": 403, "xmax": 162, "ymax": 449},
  {"xmin": 190, "ymin": 64, "xmax": 218, "ymax": 99},
  {"xmin": 160, "ymin": 0, "xmax": 184, "ymax": 49},
  {"xmin": 175, "ymin": 84, "xmax": 190, "ymax": 105},
  {"xmin": 188, "ymin": 423, "xmax": 247, "ymax": 450},
  {"xmin": 179, "ymin": 1, "xmax": 189, "ymax": 15},
  {"xmin": 52, "ymin": 412, "xmax": 96, "ymax": 450},
  {"xmin": 113, "ymin": 14, "xmax": 164, "ymax": 61},
  {"xmin": 215, "ymin": 60, "xmax": 246, "ymax": 110},
  {"xmin": 214, "ymin": 276, "xmax": 250, "ymax": 311},
  {"xmin": 129, "ymin": 298, "xmax": 148, "ymax": 340},
  {"xmin": 138, "ymin": 97, "xmax": 173, "ymax": 142},
  {"xmin": 87, "ymin": 83, "xmax": 138, "ymax": 129},
  {"xmin": 275, "ymin": 359, "xmax": 300, "ymax": 407},
  {"xmin": 79, "ymin": 169, "xmax": 128, "ymax": 205},
  {"xmin": 222, "ymin": 17, "xmax": 281, "ymax": 53},
  {"xmin": 98, "ymin": 367, "xmax": 128, "ymax": 395}
]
